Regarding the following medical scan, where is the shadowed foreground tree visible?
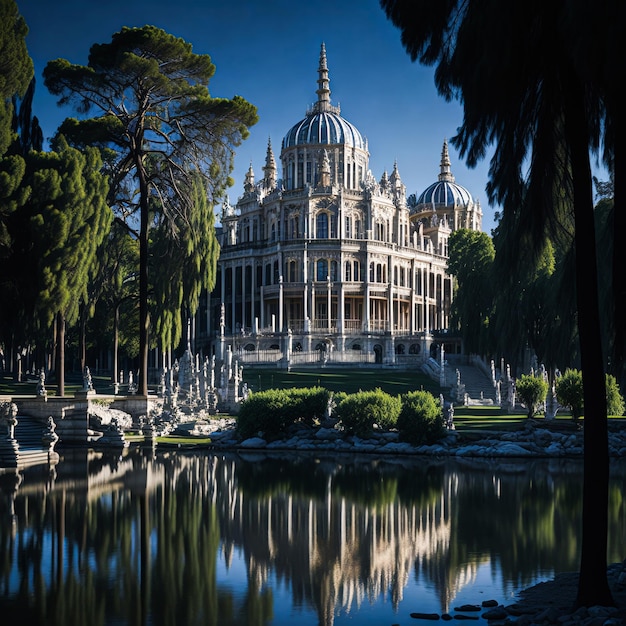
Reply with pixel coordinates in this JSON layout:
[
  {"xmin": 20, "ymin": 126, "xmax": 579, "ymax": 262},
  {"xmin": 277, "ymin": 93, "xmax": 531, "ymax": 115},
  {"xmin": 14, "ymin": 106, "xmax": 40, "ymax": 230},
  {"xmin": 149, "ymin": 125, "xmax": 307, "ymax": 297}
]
[
  {"xmin": 381, "ymin": 0, "xmax": 615, "ymax": 608},
  {"xmin": 43, "ymin": 25, "xmax": 258, "ymax": 395}
]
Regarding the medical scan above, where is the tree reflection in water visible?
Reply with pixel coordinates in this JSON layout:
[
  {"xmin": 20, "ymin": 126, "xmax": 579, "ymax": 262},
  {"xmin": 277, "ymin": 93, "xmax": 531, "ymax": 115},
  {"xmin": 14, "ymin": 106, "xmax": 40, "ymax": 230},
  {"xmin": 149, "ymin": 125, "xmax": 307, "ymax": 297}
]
[{"xmin": 0, "ymin": 449, "xmax": 624, "ymax": 626}]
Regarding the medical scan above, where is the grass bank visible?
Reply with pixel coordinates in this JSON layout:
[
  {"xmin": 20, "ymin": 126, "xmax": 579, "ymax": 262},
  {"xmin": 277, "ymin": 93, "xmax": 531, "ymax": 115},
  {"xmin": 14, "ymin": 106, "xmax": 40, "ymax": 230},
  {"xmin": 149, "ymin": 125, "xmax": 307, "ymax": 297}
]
[{"xmin": 241, "ymin": 367, "xmax": 442, "ymax": 396}]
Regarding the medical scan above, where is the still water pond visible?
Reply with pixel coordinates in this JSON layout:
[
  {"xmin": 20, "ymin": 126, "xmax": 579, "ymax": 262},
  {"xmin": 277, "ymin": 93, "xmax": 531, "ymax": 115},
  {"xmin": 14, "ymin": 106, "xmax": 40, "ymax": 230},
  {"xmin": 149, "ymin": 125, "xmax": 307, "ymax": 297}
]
[{"xmin": 1, "ymin": 448, "xmax": 625, "ymax": 626}]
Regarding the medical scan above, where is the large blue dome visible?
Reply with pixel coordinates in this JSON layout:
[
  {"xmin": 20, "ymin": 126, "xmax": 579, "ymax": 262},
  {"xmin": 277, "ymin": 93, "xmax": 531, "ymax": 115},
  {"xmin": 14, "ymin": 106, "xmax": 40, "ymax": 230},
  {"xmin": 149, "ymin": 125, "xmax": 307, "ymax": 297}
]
[
  {"xmin": 282, "ymin": 110, "xmax": 365, "ymax": 150},
  {"xmin": 281, "ymin": 43, "xmax": 366, "ymax": 153}
]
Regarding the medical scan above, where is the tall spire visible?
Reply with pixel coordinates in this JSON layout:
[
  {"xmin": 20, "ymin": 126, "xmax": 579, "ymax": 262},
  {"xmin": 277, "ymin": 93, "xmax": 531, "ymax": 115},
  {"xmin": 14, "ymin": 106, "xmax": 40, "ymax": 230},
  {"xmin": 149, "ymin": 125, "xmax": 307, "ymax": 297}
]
[
  {"xmin": 313, "ymin": 43, "xmax": 340, "ymax": 115},
  {"xmin": 438, "ymin": 138, "xmax": 455, "ymax": 182},
  {"xmin": 263, "ymin": 138, "xmax": 277, "ymax": 189}
]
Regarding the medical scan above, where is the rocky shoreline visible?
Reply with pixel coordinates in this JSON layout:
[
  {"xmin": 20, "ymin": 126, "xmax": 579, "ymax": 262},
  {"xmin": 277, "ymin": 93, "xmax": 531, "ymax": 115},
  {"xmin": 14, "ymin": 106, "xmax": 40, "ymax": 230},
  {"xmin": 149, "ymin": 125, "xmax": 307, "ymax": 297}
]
[
  {"xmin": 399, "ymin": 560, "xmax": 626, "ymax": 625},
  {"xmin": 204, "ymin": 417, "xmax": 626, "ymax": 459}
]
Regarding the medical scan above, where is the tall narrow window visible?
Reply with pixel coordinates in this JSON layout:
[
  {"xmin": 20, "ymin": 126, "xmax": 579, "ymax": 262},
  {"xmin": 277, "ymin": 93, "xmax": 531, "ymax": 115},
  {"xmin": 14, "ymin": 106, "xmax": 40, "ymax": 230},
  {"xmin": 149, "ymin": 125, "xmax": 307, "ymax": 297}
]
[
  {"xmin": 316, "ymin": 212, "xmax": 328, "ymax": 238},
  {"xmin": 345, "ymin": 261, "xmax": 352, "ymax": 281},
  {"xmin": 330, "ymin": 260, "xmax": 338, "ymax": 281},
  {"xmin": 317, "ymin": 259, "xmax": 328, "ymax": 281}
]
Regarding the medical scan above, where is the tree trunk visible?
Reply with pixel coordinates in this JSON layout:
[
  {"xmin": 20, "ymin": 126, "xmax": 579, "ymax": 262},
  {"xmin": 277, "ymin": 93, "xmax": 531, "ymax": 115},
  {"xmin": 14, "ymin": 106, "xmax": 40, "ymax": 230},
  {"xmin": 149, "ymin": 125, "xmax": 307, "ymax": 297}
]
[
  {"xmin": 55, "ymin": 311, "xmax": 65, "ymax": 397},
  {"xmin": 79, "ymin": 304, "xmax": 87, "ymax": 372},
  {"xmin": 565, "ymin": 80, "xmax": 614, "ymax": 609},
  {"xmin": 113, "ymin": 302, "xmax": 120, "ymax": 385},
  {"xmin": 137, "ymin": 149, "xmax": 150, "ymax": 397},
  {"xmin": 611, "ymin": 111, "xmax": 626, "ymax": 392}
]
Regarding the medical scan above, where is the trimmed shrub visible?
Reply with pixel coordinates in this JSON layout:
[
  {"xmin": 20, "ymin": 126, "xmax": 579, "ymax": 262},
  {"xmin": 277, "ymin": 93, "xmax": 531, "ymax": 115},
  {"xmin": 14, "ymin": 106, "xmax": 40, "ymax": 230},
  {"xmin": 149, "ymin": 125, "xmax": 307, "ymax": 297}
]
[
  {"xmin": 284, "ymin": 386, "xmax": 332, "ymax": 425},
  {"xmin": 397, "ymin": 390, "xmax": 445, "ymax": 445},
  {"xmin": 606, "ymin": 374, "xmax": 625, "ymax": 416},
  {"xmin": 555, "ymin": 369, "xmax": 584, "ymax": 420},
  {"xmin": 236, "ymin": 389, "xmax": 292, "ymax": 439},
  {"xmin": 515, "ymin": 374, "xmax": 549, "ymax": 418},
  {"xmin": 336, "ymin": 389, "xmax": 401, "ymax": 437}
]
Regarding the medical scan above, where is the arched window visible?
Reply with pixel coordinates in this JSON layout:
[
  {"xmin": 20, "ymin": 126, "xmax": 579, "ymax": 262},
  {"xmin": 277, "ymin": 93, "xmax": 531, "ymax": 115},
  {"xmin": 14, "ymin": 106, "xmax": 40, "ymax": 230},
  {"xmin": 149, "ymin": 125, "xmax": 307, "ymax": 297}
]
[
  {"xmin": 287, "ymin": 260, "xmax": 298, "ymax": 282},
  {"xmin": 345, "ymin": 261, "xmax": 352, "ymax": 281},
  {"xmin": 369, "ymin": 262, "xmax": 375, "ymax": 282},
  {"xmin": 393, "ymin": 267, "xmax": 398, "ymax": 286},
  {"xmin": 289, "ymin": 215, "xmax": 299, "ymax": 239},
  {"xmin": 330, "ymin": 260, "xmax": 338, "ymax": 281},
  {"xmin": 376, "ymin": 264, "xmax": 382, "ymax": 283},
  {"xmin": 376, "ymin": 221, "xmax": 384, "ymax": 241},
  {"xmin": 317, "ymin": 259, "xmax": 328, "ymax": 281},
  {"xmin": 316, "ymin": 212, "xmax": 328, "ymax": 238},
  {"xmin": 353, "ymin": 260, "xmax": 360, "ymax": 281},
  {"xmin": 270, "ymin": 222, "xmax": 276, "ymax": 241}
]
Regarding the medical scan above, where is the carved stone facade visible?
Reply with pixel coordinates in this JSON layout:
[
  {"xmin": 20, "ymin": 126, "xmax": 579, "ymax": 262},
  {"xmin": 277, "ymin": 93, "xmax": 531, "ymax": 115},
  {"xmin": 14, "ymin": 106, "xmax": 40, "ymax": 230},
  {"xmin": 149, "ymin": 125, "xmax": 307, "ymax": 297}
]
[{"xmin": 201, "ymin": 44, "xmax": 483, "ymax": 367}]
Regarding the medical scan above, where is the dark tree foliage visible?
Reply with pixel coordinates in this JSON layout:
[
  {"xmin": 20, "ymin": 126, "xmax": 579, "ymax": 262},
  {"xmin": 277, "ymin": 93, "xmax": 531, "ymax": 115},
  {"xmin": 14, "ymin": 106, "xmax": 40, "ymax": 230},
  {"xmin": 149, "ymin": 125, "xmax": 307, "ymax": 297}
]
[
  {"xmin": 381, "ymin": 0, "xmax": 618, "ymax": 608},
  {"xmin": 0, "ymin": 0, "xmax": 33, "ymax": 155}
]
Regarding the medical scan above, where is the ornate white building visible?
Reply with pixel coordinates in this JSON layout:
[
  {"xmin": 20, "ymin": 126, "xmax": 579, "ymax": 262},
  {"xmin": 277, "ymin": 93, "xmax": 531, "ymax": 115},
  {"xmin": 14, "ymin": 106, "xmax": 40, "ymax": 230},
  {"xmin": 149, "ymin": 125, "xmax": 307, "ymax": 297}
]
[{"xmin": 201, "ymin": 44, "xmax": 482, "ymax": 368}]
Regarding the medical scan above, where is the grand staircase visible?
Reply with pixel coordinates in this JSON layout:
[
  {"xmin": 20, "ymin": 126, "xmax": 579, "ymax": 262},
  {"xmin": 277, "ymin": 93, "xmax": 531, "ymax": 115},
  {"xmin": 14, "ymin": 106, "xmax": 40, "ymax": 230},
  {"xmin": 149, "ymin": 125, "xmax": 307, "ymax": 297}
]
[{"xmin": 454, "ymin": 364, "xmax": 498, "ymax": 403}]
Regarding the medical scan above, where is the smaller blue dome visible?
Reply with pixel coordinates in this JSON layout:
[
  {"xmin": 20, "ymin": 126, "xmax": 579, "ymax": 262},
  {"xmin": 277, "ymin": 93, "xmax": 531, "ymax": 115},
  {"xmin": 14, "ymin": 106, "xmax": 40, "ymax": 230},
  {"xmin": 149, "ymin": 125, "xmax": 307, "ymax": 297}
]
[
  {"xmin": 414, "ymin": 140, "xmax": 474, "ymax": 211},
  {"xmin": 416, "ymin": 179, "xmax": 472, "ymax": 208}
]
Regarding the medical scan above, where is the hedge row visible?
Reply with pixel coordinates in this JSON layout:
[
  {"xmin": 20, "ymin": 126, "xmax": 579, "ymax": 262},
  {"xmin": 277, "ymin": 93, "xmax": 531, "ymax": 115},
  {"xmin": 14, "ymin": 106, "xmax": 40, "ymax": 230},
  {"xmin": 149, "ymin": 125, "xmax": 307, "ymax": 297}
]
[
  {"xmin": 236, "ymin": 386, "xmax": 332, "ymax": 439},
  {"xmin": 236, "ymin": 386, "xmax": 446, "ymax": 445}
]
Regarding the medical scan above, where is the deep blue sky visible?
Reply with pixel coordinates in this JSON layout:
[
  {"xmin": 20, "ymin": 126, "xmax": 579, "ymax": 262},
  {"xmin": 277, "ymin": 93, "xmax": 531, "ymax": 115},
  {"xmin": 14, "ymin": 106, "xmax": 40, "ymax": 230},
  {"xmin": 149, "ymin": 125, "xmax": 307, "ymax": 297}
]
[{"xmin": 19, "ymin": 0, "xmax": 503, "ymax": 232}]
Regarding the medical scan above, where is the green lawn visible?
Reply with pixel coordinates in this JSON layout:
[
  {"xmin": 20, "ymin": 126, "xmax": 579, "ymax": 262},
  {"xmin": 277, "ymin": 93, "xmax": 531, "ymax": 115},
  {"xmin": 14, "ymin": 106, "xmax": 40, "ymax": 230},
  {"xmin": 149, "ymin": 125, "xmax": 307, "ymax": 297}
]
[
  {"xmin": 242, "ymin": 367, "xmax": 442, "ymax": 396},
  {"xmin": 0, "ymin": 373, "xmax": 105, "ymax": 397},
  {"xmin": 1, "ymin": 368, "xmax": 442, "ymax": 398}
]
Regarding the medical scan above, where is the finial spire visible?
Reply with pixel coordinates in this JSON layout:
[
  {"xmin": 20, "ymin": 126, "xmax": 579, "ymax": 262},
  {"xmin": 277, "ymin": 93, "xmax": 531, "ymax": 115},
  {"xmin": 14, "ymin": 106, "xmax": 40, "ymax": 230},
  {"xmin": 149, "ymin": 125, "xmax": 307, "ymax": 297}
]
[
  {"xmin": 438, "ymin": 139, "xmax": 455, "ymax": 182},
  {"xmin": 263, "ymin": 138, "xmax": 276, "ymax": 189},
  {"xmin": 312, "ymin": 43, "xmax": 340, "ymax": 115},
  {"xmin": 244, "ymin": 161, "xmax": 255, "ymax": 193}
]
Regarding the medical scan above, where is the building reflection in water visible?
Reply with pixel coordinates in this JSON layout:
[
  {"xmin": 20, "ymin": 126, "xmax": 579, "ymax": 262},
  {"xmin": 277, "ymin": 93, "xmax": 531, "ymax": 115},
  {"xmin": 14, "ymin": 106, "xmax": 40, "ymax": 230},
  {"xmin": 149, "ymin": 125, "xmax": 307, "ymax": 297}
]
[{"xmin": 0, "ymin": 450, "xmax": 624, "ymax": 626}]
